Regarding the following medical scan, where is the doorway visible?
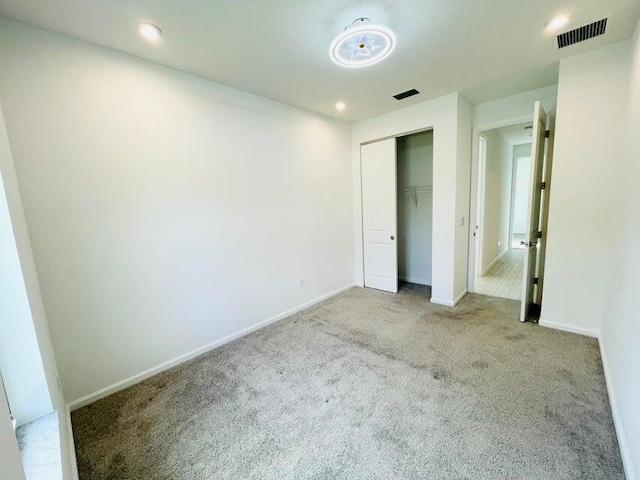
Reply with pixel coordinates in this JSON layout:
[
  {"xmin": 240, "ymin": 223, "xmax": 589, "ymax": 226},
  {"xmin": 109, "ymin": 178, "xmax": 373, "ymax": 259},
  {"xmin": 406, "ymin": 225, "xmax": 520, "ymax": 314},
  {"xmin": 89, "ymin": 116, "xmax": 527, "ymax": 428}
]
[
  {"xmin": 470, "ymin": 101, "xmax": 554, "ymax": 322},
  {"xmin": 361, "ymin": 130, "xmax": 433, "ymax": 297},
  {"xmin": 474, "ymin": 122, "xmax": 532, "ymax": 301}
]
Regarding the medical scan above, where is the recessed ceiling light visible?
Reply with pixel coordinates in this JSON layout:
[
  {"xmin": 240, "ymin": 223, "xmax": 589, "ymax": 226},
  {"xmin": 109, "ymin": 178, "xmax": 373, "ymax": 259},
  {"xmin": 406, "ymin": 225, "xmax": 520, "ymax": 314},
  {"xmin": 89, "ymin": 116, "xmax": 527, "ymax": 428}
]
[
  {"xmin": 335, "ymin": 101, "xmax": 347, "ymax": 112},
  {"xmin": 330, "ymin": 18, "xmax": 396, "ymax": 68},
  {"xmin": 137, "ymin": 22, "xmax": 163, "ymax": 42},
  {"xmin": 545, "ymin": 15, "xmax": 569, "ymax": 31}
]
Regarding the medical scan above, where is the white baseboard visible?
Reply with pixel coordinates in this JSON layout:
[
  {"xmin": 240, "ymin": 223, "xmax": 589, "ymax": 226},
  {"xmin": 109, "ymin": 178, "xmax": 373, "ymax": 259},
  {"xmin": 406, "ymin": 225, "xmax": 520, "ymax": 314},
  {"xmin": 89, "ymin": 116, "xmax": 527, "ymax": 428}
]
[
  {"xmin": 538, "ymin": 319, "xmax": 599, "ymax": 338},
  {"xmin": 480, "ymin": 248, "xmax": 509, "ymax": 276},
  {"xmin": 599, "ymin": 337, "xmax": 636, "ymax": 480},
  {"xmin": 431, "ymin": 289, "xmax": 467, "ymax": 307},
  {"xmin": 430, "ymin": 298, "xmax": 453, "ymax": 306},
  {"xmin": 63, "ymin": 405, "xmax": 79, "ymax": 480},
  {"xmin": 399, "ymin": 276, "xmax": 431, "ymax": 286},
  {"xmin": 68, "ymin": 283, "xmax": 355, "ymax": 411}
]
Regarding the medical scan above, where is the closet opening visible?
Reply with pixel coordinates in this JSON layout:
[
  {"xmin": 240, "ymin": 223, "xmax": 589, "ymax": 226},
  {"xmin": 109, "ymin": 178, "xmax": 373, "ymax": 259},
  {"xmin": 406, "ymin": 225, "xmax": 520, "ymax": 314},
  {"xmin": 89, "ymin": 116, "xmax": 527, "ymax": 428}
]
[
  {"xmin": 397, "ymin": 130, "xmax": 433, "ymax": 294},
  {"xmin": 360, "ymin": 129, "xmax": 433, "ymax": 299}
]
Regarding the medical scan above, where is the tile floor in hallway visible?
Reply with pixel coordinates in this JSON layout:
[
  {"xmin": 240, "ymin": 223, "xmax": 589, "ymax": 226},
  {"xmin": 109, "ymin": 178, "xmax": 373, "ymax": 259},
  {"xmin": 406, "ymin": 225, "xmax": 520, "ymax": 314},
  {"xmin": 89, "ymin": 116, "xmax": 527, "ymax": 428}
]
[{"xmin": 475, "ymin": 248, "xmax": 524, "ymax": 300}]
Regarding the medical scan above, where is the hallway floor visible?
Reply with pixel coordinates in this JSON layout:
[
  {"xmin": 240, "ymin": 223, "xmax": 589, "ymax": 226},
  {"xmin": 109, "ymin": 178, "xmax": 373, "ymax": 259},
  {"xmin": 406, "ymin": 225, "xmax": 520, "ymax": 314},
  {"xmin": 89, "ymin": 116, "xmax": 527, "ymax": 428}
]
[{"xmin": 475, "ymin": 248, "xmax": 524, "ymax": 300}]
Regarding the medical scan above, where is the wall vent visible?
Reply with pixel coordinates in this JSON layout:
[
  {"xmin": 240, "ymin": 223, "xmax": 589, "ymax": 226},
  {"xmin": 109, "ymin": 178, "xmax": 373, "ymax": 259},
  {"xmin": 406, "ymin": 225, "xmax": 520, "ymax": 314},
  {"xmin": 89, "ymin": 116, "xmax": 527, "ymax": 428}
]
[
  {"xmin": 393, "ymin": 89, "xmax": 420, "ymax": 100},
  {"xmin": 557, "ymin": 18, "xmax": 607, "ymax": 48}
]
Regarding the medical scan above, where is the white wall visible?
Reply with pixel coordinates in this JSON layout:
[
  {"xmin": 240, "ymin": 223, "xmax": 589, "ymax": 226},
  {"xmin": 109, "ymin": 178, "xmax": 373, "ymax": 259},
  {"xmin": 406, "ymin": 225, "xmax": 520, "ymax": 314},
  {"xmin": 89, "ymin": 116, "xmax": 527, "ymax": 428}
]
[
  {"xmin": 351, "ymin": 93, "xmax": 472, "ymax": 306},
  {"xmin": 0, "ymin": 152, "xmax": 52, "ymax": 425},
  {"xmin": 0, "ymin": 19, "xmax": 354, "ymax": 404},
  {"xmin": 511, "ymin": 155, "xmax": 530, "ymax": 236},
  {"xmin": 397, "ymin": 131, "xmax": 433, "ymax": 285},
  {"xmin": 478, "ymin": 129, "xmax": 512, "ymax": 273},
  {"xmin": 454, "ymin": 97, "xmax": 473, "ymax": 299},
  {"xmin": 473, "ymin": 85, "xmax": 559, "ymax": 127},
  {"xmin": 600, "ymin": 21, "xmax": 640, "ymax": 480},
  {"xmin": 0, "ymin": 99, "xmax": 77, "ymax": 479},
  {"xmin": 540, "ymin": 40, "xmax": 632, "ymax": 336}
]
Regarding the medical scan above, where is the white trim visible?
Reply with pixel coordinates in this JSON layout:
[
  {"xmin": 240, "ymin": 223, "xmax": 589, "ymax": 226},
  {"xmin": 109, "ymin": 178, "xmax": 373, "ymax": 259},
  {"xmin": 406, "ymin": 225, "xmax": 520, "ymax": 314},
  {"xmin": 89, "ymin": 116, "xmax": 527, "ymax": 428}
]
[
  {"xmin": 431, "ymin": 289, "xmax": 467, "ymax": 307},
  {"xmin": 453, "ymin": 289, "xmax": 468, "ymax": 306},
  {"xmin": 599, "ymin": 336, "xmax": 636, "ymax": 480},
  {"xmin": 399, "ymin": 276, "xmax": 431, "ymax": 286},
  {"xmin": 480, "ymin": 247, "xmax": 509, "ymax": 277},
  {"xmin": 68, "ymin": 284, "xmax": 355, "ymax": 411},
  {"xmin": 538, "ymin": 319, "xmax": 599, "ymax": 338},
  {"xmin": 63, "ymin": 405, "xmax": 79, "ymax": 480}
]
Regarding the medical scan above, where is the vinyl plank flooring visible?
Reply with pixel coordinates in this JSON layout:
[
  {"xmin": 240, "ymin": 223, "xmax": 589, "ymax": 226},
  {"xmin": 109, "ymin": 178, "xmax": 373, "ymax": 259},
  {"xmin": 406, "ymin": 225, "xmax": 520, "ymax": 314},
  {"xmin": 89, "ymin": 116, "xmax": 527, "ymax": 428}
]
[
  {"xmin": 475, "ymin": 249, "xmax": 525, "ymax": 300},
  {"xmin": 16, "ymin": 411, "xmax": 63, "ymax": 480}
]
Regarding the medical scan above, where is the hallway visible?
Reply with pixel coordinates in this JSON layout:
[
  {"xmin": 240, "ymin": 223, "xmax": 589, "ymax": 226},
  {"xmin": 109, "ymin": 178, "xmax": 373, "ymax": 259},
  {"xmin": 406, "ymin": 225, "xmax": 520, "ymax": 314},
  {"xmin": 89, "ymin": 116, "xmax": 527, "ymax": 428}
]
[{"xmin": 475, "ymin": 248, "xmax": 524, "ymax": 300}]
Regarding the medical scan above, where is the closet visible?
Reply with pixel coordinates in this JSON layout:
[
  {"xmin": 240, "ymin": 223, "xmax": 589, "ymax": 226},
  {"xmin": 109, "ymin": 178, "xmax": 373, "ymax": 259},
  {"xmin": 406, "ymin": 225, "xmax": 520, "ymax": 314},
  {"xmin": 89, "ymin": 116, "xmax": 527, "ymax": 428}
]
[
  {"xmin": 397, "ymin": 130, "xmax": 433, "ymax": 287},
  {"xmin": 360, "ymin": 130, "xmax": 433, "ymax": 294}
]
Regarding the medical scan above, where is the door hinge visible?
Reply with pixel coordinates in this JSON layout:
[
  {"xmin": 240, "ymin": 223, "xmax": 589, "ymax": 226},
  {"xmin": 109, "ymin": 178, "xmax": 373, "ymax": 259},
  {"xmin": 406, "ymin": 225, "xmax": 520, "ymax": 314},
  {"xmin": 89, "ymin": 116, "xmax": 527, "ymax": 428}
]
[
  {"xmin": 541, "ymin": 182, "xmax": 546, "ymax": 190},
  {"xmin": 533, "ymin": 277, "xmax": 539, "ymax": 285},
  {"xmin": 545, "ymin": 130, "xmax": 550, "ymax": 138},
  {"xmin": 537, "ymin": 231, "xmax": 542, "ymax": 239}
]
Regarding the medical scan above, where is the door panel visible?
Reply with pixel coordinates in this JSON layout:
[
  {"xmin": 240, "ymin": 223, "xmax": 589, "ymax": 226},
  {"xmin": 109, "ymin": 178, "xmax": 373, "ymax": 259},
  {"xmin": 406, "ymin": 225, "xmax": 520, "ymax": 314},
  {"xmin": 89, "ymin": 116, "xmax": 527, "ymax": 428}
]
[
  {"xmin": 534, "ymin": 116, "xmax": 555, "ymax": 305},
  {"xmin": 520, "ymin": 102, "xmax": 547, "ymax": 322},
  {"xmin": 362, "ymin": 138, "xmax": 398, "ymax": 293}
]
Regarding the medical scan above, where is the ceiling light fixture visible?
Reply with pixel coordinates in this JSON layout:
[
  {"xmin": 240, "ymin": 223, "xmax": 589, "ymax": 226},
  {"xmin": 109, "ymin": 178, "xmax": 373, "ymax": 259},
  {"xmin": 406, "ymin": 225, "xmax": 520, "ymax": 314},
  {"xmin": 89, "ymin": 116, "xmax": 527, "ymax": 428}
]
[
  {"xmin": 137, "ymin": 22, "xmax": 163, "ymax": 42},
  {"xmin": 335, "ymin": 101, "xmax": 347, "ymax": 112},
  {"xmin": 330, "ymin": 18, "xmax": 396, "ymax": 68},
  {"xmin": 545, "ymin": 15, "xmax": 569, "ymax": 31}
]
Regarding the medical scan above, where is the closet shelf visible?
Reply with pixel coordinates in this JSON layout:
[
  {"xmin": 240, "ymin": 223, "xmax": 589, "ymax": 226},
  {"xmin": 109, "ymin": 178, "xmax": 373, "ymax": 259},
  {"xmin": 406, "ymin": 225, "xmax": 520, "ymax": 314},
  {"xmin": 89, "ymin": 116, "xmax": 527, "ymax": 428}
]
[
  {"xmin": 398, "ymin": 185, "xmax": 432, "ymax": 207},
  {"xmin": 398, "ymin": 186, "xmax": 432, "ymax": 194}
]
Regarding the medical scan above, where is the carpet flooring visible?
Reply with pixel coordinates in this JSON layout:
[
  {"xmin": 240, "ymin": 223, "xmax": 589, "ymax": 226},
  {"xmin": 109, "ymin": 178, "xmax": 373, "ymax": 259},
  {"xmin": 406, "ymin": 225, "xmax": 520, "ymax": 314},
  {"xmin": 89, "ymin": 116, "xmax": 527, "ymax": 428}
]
[{"xmin": 72, "ymin": 285, "xmax": 624, "ymax": 479}]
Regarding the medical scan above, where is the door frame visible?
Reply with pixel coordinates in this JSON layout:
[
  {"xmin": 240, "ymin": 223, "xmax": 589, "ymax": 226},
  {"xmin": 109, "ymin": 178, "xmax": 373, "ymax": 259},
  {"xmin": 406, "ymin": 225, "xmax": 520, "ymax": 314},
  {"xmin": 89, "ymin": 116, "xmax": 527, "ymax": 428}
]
[
  {"xmin": 359, "ymin": 127, "xmax": 434, "ymax": 294},
  {"xmin": 475, "ymin": 135, "xmax": 487, "ymax": 277},
  {"xmin": 467, "ymin": 114, "xmax": 533, "ymax": 294}
]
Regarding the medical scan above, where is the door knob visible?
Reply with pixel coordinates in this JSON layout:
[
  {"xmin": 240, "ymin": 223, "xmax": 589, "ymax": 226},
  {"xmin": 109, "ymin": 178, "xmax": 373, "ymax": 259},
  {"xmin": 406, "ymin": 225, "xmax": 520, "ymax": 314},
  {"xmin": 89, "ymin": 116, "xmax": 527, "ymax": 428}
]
[{"xmin": 390, "ymin": 235, "xmax": 395, "ymax": 240}]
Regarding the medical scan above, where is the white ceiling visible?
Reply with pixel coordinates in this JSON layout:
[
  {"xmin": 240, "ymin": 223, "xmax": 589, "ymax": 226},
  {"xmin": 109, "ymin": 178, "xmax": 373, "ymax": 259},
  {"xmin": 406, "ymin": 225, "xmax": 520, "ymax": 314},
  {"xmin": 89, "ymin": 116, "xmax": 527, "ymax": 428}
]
[
  {"xmin": 0, "ymin": 0, "xmax": 638, "ymax": 122},
  {"xmin": 495, "ymin": 122, "xmax": 535, "ymax": 146}
]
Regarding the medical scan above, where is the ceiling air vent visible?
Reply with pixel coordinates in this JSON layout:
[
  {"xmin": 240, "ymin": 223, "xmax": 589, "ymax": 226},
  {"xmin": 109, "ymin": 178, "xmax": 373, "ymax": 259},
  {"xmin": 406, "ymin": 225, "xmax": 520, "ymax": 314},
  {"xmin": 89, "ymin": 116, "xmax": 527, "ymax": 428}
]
[
  {"xmin": 557, "ymin": 18, "xmax": 607, "ymax": 49},
  {"xmin": 393, "ymin": 89, "xmax": 420, "ymax": 100}
]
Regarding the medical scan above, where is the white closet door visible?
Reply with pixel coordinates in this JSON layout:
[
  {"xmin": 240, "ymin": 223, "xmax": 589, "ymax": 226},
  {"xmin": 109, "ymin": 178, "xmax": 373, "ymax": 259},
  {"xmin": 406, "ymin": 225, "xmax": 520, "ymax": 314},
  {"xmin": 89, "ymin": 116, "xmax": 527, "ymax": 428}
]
[
  {"xmin": 520, "ymin": 101, "xmax": 547, "ymax": 322},
  {"xmin": 362, "ymin": 138, "xmax": 398, "ymax": 293}
]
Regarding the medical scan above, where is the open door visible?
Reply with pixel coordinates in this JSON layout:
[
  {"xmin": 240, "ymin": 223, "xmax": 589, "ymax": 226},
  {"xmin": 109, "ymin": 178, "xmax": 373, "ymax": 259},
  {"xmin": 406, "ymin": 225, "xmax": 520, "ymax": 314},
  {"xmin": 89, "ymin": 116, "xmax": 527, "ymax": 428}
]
[
  {"xmin": 534, "ymin": 116, "xmax": 555, "ymax": 305},
  {"xmin": 361, "ymin": 138, "xmax": 398, "ymax": 293},
  {"xmin": 520, "ymin": 102, "xmax": 547, "ymax": 321}
]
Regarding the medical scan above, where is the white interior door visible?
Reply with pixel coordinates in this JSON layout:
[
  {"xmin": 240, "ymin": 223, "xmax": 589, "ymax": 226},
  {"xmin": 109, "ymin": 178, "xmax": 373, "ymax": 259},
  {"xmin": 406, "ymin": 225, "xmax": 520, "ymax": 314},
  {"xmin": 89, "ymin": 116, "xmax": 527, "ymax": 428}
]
[
  {"xmin": 361, "ymin": 138, "xmax": 398, "ymax": 293},
  {"xmin": 520, "ymin": 102, "xmax": 547, "ymax": 321},
  {"xmin": 534, "ymin": 116, "xmax": 555, "ymax": 305}
]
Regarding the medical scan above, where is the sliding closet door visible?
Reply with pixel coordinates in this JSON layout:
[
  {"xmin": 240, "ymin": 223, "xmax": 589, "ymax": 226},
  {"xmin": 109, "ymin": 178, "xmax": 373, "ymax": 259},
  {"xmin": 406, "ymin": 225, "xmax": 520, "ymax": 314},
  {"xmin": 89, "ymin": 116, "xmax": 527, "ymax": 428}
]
[{"xmin": 361, "ymin": 138, "xmax": 398, "ymax": 293}]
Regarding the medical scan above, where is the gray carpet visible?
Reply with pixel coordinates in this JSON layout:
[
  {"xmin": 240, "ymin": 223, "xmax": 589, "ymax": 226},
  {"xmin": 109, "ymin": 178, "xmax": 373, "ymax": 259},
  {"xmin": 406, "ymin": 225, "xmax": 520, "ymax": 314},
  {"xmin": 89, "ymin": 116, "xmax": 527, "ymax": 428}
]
[{"xmin": 72, "ymin": 285, "xmax": 624, "ymax": 479}]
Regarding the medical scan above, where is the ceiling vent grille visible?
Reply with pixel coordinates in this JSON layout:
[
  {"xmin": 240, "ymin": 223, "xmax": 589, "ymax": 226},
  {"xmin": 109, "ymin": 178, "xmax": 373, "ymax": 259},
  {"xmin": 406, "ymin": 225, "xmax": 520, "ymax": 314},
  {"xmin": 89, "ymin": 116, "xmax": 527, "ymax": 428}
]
[
  {"xmin": 557, "ymin": 18, "xmax": 607, "ymax": 48},
  {"xmin": 393, "ymin": 89, "xmax": 420, "ymax": 100}
]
